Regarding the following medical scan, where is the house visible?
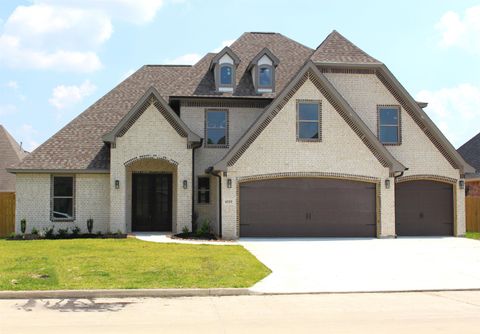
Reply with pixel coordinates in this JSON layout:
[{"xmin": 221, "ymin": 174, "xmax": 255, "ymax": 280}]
[
  {"xmin": 8, "ymin": 31, "xmax": 473, "ymax": 238},
  {"xmin": 0, "ymin": 125, "xmax": 27, "ymax": 193},
  {"xmin": 458, "ymin": 133, "xmax": 480, "ymax": 196}
]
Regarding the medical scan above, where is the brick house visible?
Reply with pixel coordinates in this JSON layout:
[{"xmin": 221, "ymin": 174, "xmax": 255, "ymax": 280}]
[
  {"xmin": 458, "ymin": 133, "xmax": 480, "ymax": 197},
  {"xmin": 8, "ymin": 31, "xmax": 473, "ymax": 238},
  {"xmin": 0, "ymin": 125, "xmax": 27, "ymax": 194}
]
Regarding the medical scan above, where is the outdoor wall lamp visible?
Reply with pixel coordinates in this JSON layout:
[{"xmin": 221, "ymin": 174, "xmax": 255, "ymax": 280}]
[
  {"xmin": 183, "ymin": 180, "xmax": 188, "ymax": 189},
  {"xmin": 459, "ymin": 180, "xmax": 465, "ymax": 189},
  {"xmin": 385, "ymin": 179, "xmax": 391, "ymax": 189},
  {"xmin": 227, "ymin": 178, "xmax": 232, "ymax": 188},
  {"xmin": 115, "ymin": 180, "xmax": 120, "ymax": 189}
]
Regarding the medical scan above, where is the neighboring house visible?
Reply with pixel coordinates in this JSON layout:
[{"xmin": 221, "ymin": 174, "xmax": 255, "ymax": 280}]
[
  {"xmin": 0, "ymin": 125, "xmax": 27, "ymax": 193},
  {"xmin": 458, "ymin": 133, "xmax": 480, "ymax": 196},
  {"xmin": 8, "ymin": 31, "xmax": 473, "ymax": 238}
]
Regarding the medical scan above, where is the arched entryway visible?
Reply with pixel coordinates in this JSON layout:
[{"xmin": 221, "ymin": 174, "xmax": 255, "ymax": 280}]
[{"xmin": 125, "ymin": 157, "xmax": 178, "ymax": 232}]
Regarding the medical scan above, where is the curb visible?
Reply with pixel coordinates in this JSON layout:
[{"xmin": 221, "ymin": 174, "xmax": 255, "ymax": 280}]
[{"xmin": 0, "ymin": 288, "xmax": 253, "ymax": 300}]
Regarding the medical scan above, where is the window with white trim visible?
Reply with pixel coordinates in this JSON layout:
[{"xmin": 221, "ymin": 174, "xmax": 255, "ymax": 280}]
[
  {"xmin": 297, "ymin": 102, "xmax": 321, "ymax": 141},
  {"xmin": 378, "ymin": 106, "xmax": 400, "ymax": 144}
]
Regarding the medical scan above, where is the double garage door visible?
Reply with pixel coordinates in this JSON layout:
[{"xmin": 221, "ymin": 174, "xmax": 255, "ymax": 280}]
[{"xmin": 239, "ymin": 178, "xmax": 453, "ymax": 237}]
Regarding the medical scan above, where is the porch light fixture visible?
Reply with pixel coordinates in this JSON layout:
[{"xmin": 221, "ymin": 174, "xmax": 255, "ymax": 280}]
[
  {"xmin": 227, "ymin": 178, "xmax": 232, "ymax": 188},
  {"xmin": 385, "ymin": 179, "xmax": 390, "ymax": 189},
  {"xmin": 183, "ymin": 180, "xmax": 188, "ymax": 189},
  {"xmin": 115, "ymin": 180, "xmax": 120, "ymax": 189},
  {"xmin": 459, "ymin": 180, "xmax": 465, "ymax": 189}
]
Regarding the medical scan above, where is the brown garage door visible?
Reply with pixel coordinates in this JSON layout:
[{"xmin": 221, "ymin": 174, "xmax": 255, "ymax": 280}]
[
  {"xmin": 395, "ymin": 180, "xmax": 453, "ymax": 236},
  {"xmin": 239, "ymin": 178, "xmax": 376, "ymax": 237}
]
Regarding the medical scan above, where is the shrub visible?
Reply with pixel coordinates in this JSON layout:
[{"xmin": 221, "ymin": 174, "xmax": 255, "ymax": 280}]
[
  {"xmin": 71, "ymin": 226, "xmax": 81, "ymax": 237},
  {"xmin": 182, "ymin": 226, "xmax": 189, "ymax": 234},
  {"xmin": 44, "ymin": 226, "xmax": 55, "ymax": 239},
  {"xmin": 7, "ymin": 232, "xmax": 16, "ymax": 239},
  {"xmin": 57, "ymin": 228, "xmax": 69, "ymax": 238},
  {"xmin": 87, "ymin": 218, "xmax": 94, "ymax": 234},
  {"xmin": 31, "ymin": 227, "xmax": 39, "ymax": 235},
  {"xmin": 20, "ymin": 219, "xmax": 27, "ymax": 234},
  {"xmin": 196, "ymin": 219, "xmax": 210, "ymax": 236}
]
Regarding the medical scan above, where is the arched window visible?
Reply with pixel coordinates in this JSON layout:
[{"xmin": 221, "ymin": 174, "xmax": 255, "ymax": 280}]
[
  {"xmin": 220, "ymin": 64, "xmax": 233, "ymax": 86},
  {"xmin": 258, "ymin": 65, "xmax": 273, "ymax": 88}
]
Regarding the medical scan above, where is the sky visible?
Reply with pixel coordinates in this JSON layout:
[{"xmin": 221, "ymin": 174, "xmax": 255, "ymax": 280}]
[{"xmin": 0, "ymin": 0, "xmax": 479, "ymax": 151}]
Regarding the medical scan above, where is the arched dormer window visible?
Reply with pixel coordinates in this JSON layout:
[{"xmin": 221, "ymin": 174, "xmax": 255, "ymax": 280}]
[
  {"xmin": 258, "ymin": 64, "xmax": 273, "ymax": 88},
  {"xmin": 248, "ymin": 48, "xmax": 280, "ymax": 94},
  {"xmin": 209, "ymin": 47, "xmax": 240, "ymax": 93},
  {"xmin": 220, "ymin": 64, "xmax": 233, "ymax": 86}
]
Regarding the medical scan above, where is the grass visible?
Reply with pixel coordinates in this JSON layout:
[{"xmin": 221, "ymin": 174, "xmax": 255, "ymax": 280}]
[
  {"xmin": 0, "ymin": 238, "xmax": 270, "ymax": 291},
  {"xmin": 466, "ymin": 232, "xmax": 480, "ymax": 240}
]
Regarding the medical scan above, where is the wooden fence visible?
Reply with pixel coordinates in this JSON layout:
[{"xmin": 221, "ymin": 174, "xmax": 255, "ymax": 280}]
[
  {"xmin": 466, "ymin": 196, "xmax": 480, "ymax": 233},
  {"xmin": 0, "ymin": 192, "xmax": 15, "ymax": 237}
]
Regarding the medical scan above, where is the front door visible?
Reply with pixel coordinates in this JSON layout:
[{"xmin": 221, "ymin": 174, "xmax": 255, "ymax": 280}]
[{"xmin": 132, "ymin": 173, "xmax": 173, "ymax": 232}]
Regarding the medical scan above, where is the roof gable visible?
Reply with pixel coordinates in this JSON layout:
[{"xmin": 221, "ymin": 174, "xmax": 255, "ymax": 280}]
[
  {"xmin": 311, "ymin": 30, "xmax": 381, "ymax": 64},
  {"xmin": 0, "ymin": 125, "xmax": 27, "ymax": 191},
  {"xmin": 103, "ymin": 87, "xmax": 201, "ymax": 144},
  {"xmin": 213, "ymin": 61, "xmax": 405, "ymax": 173},
  {"xmin": 209, "ymin": 47, "xmax": 240, "ymax": 70},
  {"xmin": 247, "ymin": 47, "xmax": 280, "ymax": 71}
]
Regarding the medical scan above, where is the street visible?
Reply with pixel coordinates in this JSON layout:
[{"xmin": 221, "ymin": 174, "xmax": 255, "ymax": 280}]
[{"xmin": 1, "ymin": 291, "xmax": 480, "ymax": 333}]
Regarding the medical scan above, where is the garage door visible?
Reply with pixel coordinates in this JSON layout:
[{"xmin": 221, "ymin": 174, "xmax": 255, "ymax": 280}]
[
  {"xmin": 395, "ymin": 180, "xmax": 453, "ymax": 236},
  {"xmin": 239, "ymin": 178, "xmax": 376, "ymax": 237}
]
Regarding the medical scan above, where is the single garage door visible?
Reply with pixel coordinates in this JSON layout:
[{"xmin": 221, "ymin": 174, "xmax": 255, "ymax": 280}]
[
  {"xmin": 239, "ymin": 178, "xmax": 376, "ymax": 237},
  {"xmin": 395, "ymin": 180, "xmax": 453, "ymax": 236}
]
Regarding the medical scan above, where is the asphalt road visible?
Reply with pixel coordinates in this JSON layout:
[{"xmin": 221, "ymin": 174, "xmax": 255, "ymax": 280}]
[{"xmin": 1, "ymin": 291, "xmax": 480, "ymax": 333}]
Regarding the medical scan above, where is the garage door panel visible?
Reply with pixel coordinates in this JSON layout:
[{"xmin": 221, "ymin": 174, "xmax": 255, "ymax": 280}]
[
  {"xmin": 395, "ymin": 180, "xmax": 453, "ymax": 236},
  {"xmin": 240, "ymin": 178, "xmax": 376, "ymax": 237}
]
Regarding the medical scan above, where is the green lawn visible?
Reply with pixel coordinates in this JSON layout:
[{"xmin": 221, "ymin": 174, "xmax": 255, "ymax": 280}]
[
  {"xmin": 0, "ymin": 238, "xmax": 270, "ymax": 291},
  {"xmin": 466, "ymin": 232, "xmax": 480, "ymax": 240}
]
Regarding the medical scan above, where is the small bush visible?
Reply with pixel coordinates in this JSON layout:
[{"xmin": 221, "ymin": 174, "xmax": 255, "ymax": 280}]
[
  {"xmin": 71, "ymin": 226, "xmax": 81, "ymax": 237},
  {"xmin": 7, "ymin": 232, "xmax": 16, "ymax": 239},
  {"xmin": 20, "ymin": 219, "xmax": 27, "ymax": 234},
  {"xmin": 196, "ymin": 219, "xmax": 210, "ymax": 236},
  {"xmin": 44, "ymin": 226, "xmax": 55, "ymax": 239},
  {"xmin": 31, "ymin": 227, "xmax": 39, "ymax": 235},
  {"xmin": 87, "ymin": 218, "xmax": 94, "ymax": 234},
  {"xmin": 57, "ymin": 228, "xmax": 69, "ymax": 238},
  {"xmin": 182, "ymin": 226, "xmax": 189, "ymax": 234}
]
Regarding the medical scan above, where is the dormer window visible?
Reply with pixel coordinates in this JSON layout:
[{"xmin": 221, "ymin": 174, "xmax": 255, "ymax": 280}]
[
  {"xmin": 220, "ymin": 64, "xmax": 233, "ymax": 86},
  {"xmin": 209, "ymin": 47, "xmax": 240, "ymax": 93},
  {"xmin": 258, "ymin": 65, "xmax": 273, "ymax": 88},
  {"xmin": 248, "ymin": 48, "xmax": 280, "ymax": 94}
]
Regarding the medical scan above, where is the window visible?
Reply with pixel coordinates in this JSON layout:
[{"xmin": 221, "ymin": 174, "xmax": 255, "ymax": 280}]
[
  {"xmin": 51, "ymin": 176, "xmax": 74, "ymax": 221},
  {"xmin": 220, "ymin": 64, "xmax": 233, "ymax": 86},
  {"xmin": 198, "ymin": 177, "xmax": 210, "ymax": 204},
  {"xmin": 297, "ymin": 101, "xmax": 321, "ymax": 140},
  {"xmin": 378, "ymin": 106, "xmax": 400, "ymax": 144},
  {"xmin": 258, "ymin": 65, "xmax": 273, "ymax": 87},
  {"xmin": 205, "ymin": 110, "xmax": 228, "ymax": 147}
]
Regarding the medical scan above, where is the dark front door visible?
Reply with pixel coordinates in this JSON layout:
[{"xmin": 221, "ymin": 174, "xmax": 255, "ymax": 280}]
[
  {"xmin": 395, "ymin": 180, "xmax": 453, "ymax": 236},
  {"xmin": 239, "ymin": 178, "xmax": 376, "ymax": 237},
  {"xmin": 132, "ymin": 173, "xmax": 172, "ymax": 232}
]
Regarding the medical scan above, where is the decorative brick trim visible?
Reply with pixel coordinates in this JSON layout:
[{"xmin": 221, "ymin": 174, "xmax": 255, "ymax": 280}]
[
  {"xmin": 395, "ymin": 174, "xmax": 457, "ymax": 184},
  {"xmin": 320, "ymin": 68, "xmax": 376, "ymax": 75},
  {"xmin": 117, "ymin": 95, "xmax": 188, "ymax": 138},
  {"xmin": 235, "ymin": 172, "xmax": 381, "ymax": 238},
  {"xmin": 375, "ymin": 71, "xmax": 458, "ymax": 169},
  {"xmin": 377, "ymin": 105, "xmax": 402, "ymax": 146},
  {"xmin": 296, "ymin": 99, "xmax": 322, "ymax": 142},
  {"xmin": 204, "ymin": 109, "xmax": 229, "ymax": 149},
  {"xmin": 124, "ymin": 155, "xmax": 179, "ymax": 167},
  {"xmin": 50, "ymin": 174, "xmax": 76, "ymax": 222},
  {"xmin": 180, "ymin": 99, "xmax": 270, "ymax": 109}
]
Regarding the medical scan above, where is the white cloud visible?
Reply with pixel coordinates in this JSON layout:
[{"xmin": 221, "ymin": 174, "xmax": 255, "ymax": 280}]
[
  {"xmin": 416, "ymin": 83, "xmax": 480, "ymax": 148},
  {"xmin": 6, "ymin": 81, "xmax": 18, "ymax": 89},
  {"xmin": 49, "ymin": 80, "xmax": 97, "ymax": 110},
  {"xmin": 0, "ymin": 1, "xmax": 174, "ymax": 72},
  {"xmin": 436, "ymin": 5, "xmax": 480, "ymax": 53},
  {"xmin": 164, "ymin": 39, "xmax": 235, "ymax": 65},
  {"xmin": 0, "ymin": 104, "xmax": 18, "ymax": 116}
]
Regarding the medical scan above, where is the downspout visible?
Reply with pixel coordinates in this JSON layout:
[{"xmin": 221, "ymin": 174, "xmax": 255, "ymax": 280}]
[
  {"xmin": 191, "ymin": 140, "xmax": 202, "ymax": 232},
  {"xmin": 206, "ymin": 166, "xmax": 222, "ymax": 239}
]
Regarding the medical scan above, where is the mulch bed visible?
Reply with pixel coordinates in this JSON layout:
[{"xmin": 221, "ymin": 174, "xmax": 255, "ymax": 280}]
[
  {"xmin": 7, "ymin": 233, "xmax": 127, "ymax": 241},
  {"xmin": 172, "ymin": 232, "xmax": 218, "ymax": 241}
]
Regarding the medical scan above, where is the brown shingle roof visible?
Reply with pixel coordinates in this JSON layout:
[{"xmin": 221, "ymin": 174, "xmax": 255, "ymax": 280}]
[
  {"xmin": 0, "ymin": 125, "xmax": 27, "ymax": 191},
  {"xmin": 458, "ymin": 133, "xmax": 480, "ymax": 175},
  {"xmin": 311, "ymin": 30, "xmax": 381, "ymax": 64}
]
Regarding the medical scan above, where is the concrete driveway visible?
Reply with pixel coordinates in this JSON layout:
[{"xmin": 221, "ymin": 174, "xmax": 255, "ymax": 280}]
[{"xmin": 239, "ymin": 237, "xmax": 480, "ymax": 293}]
